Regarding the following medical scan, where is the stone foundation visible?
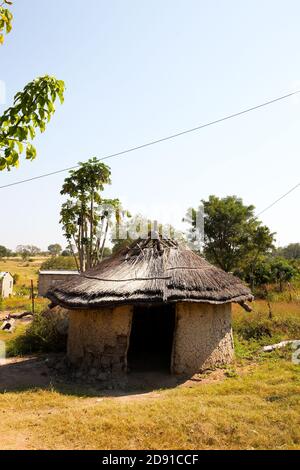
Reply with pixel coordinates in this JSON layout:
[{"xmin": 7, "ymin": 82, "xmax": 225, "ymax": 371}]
[{"xmin": 67, "ymin": 305, "xmax": 133, "ymax": 375}]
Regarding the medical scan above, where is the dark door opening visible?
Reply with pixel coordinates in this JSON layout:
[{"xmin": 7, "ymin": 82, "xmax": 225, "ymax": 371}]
[{"xmin": 127, "ymin": 304, "xmax": 176, "ymax": 372}]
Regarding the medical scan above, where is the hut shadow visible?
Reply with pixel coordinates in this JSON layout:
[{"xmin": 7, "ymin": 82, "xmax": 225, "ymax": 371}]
[
  {"xmin": 0, "ymin": 356, "xmax": 53, "ymax": 393},
  {"xmin": 54, "ymin": 372, "xmax": 193, "ymax": 399},
  {"xmin": 0, "ymin": 355, "xmax": 198, "ymax": 397}
]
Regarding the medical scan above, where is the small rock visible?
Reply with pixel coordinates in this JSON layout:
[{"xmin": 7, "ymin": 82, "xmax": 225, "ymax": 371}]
[
  {"xmin": 54, "ymin": 362, "xmax": 66, "ymax": 372},
  {"xmin": 97, "ymin": 372, "xmax": 108, "ymax": 381}
]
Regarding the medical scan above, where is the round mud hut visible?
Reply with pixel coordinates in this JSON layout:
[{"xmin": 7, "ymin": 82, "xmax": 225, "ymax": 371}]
[{"xmin": 47, "ymin": 236, "xmax": 253, "ymax": 376}]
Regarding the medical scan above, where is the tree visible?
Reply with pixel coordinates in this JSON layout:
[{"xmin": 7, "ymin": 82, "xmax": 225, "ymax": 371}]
[
  {"xmin": 0, "ymin": 1, "xmax": 13, "ymax": 45},
  {"xmin": 278, "ymin": 243, "xmax": 300, "ymax": 260},
  {"xmin": 190, "ymin": 196, "xmax": 275, "ymax": 273},
  {"xmin": 245, "ymin": 257, "xmax": 298, "ymax": 291},
  {"xmin": 60, "ymin": 158, "xmax": 121, "ymax": 272},
  {"xmin": 244, "ymin": 259, "xmax": 273, "ymax": 287},
  {"xmin": 40, "ymin": 256, "xmax": 78, "ymax": 271},
  {"xmin": 48, "ymin": 244, "xmax": 62, "ymax": 257},
  {"xmin": 16, "ymin": 246, "xmax": 30, "ymax": 261},
  {"xmin": 0, "ymin": 76, "xmax": 65, "ymax": 170},
  {"xmin": 270, "ymin": 258, "xmax": 298, "ymax": 292},
  {"xmin": 0, "ymin": 245, "xmax": 11, "ymax": 258},
  {"xmin": 61, "ymin": 248, "xmax": 72, "ymax": 257},
  {"xmin": 16, "ymin": 245, "xmax": 41, "ymax": 260},
  {"xmin": 0, "ymin": 2, "xmax": 65, "ymax": 170}
]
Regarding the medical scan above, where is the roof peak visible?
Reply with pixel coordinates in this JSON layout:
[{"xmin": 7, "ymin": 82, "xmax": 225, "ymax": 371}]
[{"xmin": 126, "ymin": 234, "xmax": 180, "ymax": 256}]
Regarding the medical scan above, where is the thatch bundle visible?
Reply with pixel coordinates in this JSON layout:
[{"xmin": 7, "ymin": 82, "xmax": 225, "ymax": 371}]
[{"xmin": 47, "ymin": 236, "xmax": 253, "ymax": 309}]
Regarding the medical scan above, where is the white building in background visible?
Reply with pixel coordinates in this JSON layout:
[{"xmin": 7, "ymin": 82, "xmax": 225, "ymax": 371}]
[{"xmin": 0, "ymin": 272, "xmax": 14, "ymax": 299}]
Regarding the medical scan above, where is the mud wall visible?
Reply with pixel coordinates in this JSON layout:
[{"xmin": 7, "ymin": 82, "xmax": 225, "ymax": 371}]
[
  {"xmin": 172, "ymin": 303, "xmax": 234, "ymax": 375},
  {"xmin": 67, "ymin": 306, "xmax": 133, "ymax": 374}
]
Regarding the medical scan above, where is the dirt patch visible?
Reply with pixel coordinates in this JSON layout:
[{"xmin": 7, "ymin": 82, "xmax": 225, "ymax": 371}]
[
  {"xmin": 0, "ymin": 356, "xmax": 53, "ymax": 391},
  {"xmin": 1, "ymin": 431, "xmax": 30, "ymax": 451},
  {"xmin": 0, "ymin": 354, "xmax": 234, "ymax": 397}
]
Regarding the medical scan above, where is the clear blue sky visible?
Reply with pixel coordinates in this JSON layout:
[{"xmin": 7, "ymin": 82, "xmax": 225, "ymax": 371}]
[{"xmin": 0, "ymin": 0, "xmax": 299, "ymax": 250}]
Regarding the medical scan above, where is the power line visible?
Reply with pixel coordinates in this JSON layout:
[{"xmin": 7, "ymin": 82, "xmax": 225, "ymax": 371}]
[
  {"xmin": 1, "ymin": 90, "xmax": 299, "ymax": 189},
  {"xmin": 0, "ymin": 89, "xmax": 299, "ymax": 191},
  {"xmin": 257, "ymin": 182, "xmax": 300, "ymax": 217}
]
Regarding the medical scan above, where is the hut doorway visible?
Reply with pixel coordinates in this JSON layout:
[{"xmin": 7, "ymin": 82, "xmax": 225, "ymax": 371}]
[{"xmin": 127, "ymin": 304, "xmax": 176, "ymax": 372}]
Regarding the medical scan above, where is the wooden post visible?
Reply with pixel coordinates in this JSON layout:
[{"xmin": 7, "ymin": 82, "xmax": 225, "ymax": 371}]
[
  {"xmin": 264, "ymin": 286, "xmax": 273, "ymax": 319},
  {"xmin": 287, "ymin": 282, "xmax": 293, "ymax": 302},
  {"xmin": 31, "ymin": 279, "xmax": 35, "ymax": 315}
]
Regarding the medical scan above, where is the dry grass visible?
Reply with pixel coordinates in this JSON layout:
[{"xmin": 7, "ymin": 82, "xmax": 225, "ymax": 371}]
[
  {"xmin": 0, "ymin": 279, "xmax": 299, "ymax": 450},
  {"xmin": 233, "ymin": 299, "xmax": 300, "ymax": 321},
  {"xmin": 0, "ymin": 297, "xmax": 48, "ymax": 314},
  {"xmin": 0, "ymin": 257, "xmax": 49, "ymax": 313},
  {"xmin": 0, "ymin": 324, "xmax": 27, "ymax": 346},
  {"xmin": 0, "ymin": 257, "xmax": 47, "ymax": 287},
  {"xmin": 0, "ymin": 360, "xmax": 299, "ymax": 450},
  {"xmin": 1, "ymin": 298, "xmax": 300, "ymax": 450},
  {"xmin": 233, "ymin": 300, "xmax": 300, "ymax": 343}
]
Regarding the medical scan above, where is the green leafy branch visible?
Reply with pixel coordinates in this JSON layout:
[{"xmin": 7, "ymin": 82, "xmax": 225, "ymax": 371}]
[
  {"xmin": 0, "ymin": 0, "xmax": 13, "ymax": 44},
  {"xmin": 0, "ymin": 75, "xmax": 65, "ymax": 170}
]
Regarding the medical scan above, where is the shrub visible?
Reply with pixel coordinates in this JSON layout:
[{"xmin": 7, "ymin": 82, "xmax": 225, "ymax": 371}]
[
  {"xmin": 234, "ymin": 319, "xmax": 272, "ymax": 341},
  {"xmin": 12, "ymin": 273, "xmax": 20, "ymax": 285},
  {"xmin": 244, "ymin": 258, "xmax": 299, "ymax": 290},
  {"xmin": 14, "ymin": 285, "xmax": 30, "ymax": 297},
  {"xmin": 40, "ymin": 256, "xmax": 77, "ymax": 271},
  {"xmin": 233, "ymin": 302, "xmax": 300, "ymax": 345},
  {"xmin": 7, "ymin": 307, "xmax": 68, "ymax": 356}
]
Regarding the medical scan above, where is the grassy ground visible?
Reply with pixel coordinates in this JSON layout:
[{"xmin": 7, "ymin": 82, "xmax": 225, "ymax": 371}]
[
  {"xmin": 0, "ymin": 257, "xmax": 46, "ymax": 287},
  {"xmin": 0, "ymin": 359, "xmax": 299, "ymax": 450},
  {"xmin": 0, "ymin": 257, "xmax": 49, "ymax": 314},
  {"xmin": 232, "ymin": 299, "xmax": 300, "ymax": 360},
  {"xmin": 0, "ymin": 297, "xmax": 48, "ymax": 314},
  {"xmin": 0, "ymin": 323, "xmax": 27, "ymax": 347},
  {"xmin": 0, "ymin": 275, "xmax": 299, "ymax": 450}
]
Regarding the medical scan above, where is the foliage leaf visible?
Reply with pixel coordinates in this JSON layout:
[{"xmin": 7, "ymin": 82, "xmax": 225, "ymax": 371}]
[{"xmin": 0, "ymin": 76, "xmax": 65, "ymax": 170}]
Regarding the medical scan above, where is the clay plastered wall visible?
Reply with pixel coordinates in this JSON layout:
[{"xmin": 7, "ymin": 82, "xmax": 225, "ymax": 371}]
[
  {"xmin": 67, "ymin": 306, "xmax": 133, "ymax": 373},
  {"xmin": 173, "ymin": 303, "xmax": 234, "ymax": 375}
]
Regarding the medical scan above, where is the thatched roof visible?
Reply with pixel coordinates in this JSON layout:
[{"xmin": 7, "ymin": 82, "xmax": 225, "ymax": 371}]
[{"xmin": 47, "ymin": 236, "xmax": 253, "ymax": 310}]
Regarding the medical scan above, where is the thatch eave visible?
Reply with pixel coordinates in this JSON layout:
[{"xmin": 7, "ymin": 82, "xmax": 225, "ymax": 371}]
[
  {"xmin": 47, "ymin": 237, "xmax": 253, "ymax": 310},
  {"xmin": 47, "ymin": 290, "xmax": 253, "ymax": 311}
]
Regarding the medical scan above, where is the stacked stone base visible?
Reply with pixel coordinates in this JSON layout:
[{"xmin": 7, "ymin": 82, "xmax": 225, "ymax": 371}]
[{"xmin": 67, "ymin": 306, "xmax": 133, "ymax": 379}]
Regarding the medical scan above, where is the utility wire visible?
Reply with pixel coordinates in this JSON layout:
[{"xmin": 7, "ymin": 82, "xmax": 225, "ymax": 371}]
[
  {"xmin": 257, "ymin": 182, "xmax": 300, "ymax": 216},
  {"xmin": 0, "ymin": 89, "xmax": 299, "ymax": 191}
]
